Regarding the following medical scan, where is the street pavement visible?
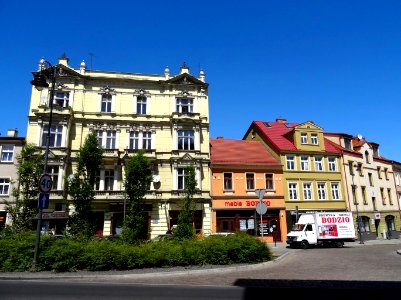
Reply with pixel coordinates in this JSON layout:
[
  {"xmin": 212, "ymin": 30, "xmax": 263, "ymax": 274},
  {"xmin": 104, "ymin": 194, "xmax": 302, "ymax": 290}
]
[{"xmin": 0, "ymin": 237, "xmax": 400, "ymax": 282}]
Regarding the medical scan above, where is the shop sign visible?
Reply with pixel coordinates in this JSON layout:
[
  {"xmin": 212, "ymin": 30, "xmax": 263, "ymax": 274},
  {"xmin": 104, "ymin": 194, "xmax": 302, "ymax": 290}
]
[
  {"xmin": 221, "ymin": 200, "xmax": 271, "ymax": 208},
  {"xmin": 34, "ymin": 211, "xmax": 68, "ymax": 220}
]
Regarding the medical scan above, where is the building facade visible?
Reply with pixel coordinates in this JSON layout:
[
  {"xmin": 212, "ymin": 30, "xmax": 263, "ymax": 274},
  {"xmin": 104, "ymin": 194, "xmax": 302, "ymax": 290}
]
[
  {"xmin": 393, "ymin": 161, "xmax": 401, "ymax": 225},
  {"xmin": 326, "ymin": 133, "xmax": 400, "ymax": 240},
  {"xmin": 243, "ymin": 118, "xmax": 347, "ymax": 232},
  {"xmin": 26, "ymin": 55, "xmax": 211, "ymax": 238},
  {"xmin": 0, "ymin": 129, "xmax": 25, "ymax": 228},
  {"xmin": 210, "ymin": 138, "xmax": 286, "ymax": 242}
]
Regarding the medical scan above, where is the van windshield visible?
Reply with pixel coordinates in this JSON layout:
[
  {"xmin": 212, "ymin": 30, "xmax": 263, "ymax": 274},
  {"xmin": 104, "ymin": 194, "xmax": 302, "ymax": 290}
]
[{"xmin": 292, "ymin": 224, "xmax": 305, "ymax": 231}]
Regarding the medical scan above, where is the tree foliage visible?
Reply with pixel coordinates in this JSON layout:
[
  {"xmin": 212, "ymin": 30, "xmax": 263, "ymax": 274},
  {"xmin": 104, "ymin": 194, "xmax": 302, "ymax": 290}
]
[
  {"xmin": 6, "ymin": 143, "xmax": 44, "ymax": 232},
  {"xmin": 174, "ymin": 165, "xmax": 198, "ymax": 240},
  {"xmin": 66, "ymin": 132, "xmax": 103, "ymax": 239},
  {"xmin": 122, "ymin": 150, "xmax": 153, "ymax": 244}
]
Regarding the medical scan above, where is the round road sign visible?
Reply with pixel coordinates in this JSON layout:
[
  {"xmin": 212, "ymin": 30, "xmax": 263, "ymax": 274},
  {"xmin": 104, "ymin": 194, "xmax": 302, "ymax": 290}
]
[
  {"xmin": 39, "ymin": 173, "xmax": 53, "ymax": 193},
  {"xmin": 256, "ymin": 202, "xmax": 268, "ymax": 215}
]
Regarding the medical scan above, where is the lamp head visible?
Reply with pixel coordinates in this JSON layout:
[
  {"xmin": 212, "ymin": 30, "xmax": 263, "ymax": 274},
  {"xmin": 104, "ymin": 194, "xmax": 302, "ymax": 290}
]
[{"xmin": 30, "ymin": 73, "xmax": 49, "ymax": 90}]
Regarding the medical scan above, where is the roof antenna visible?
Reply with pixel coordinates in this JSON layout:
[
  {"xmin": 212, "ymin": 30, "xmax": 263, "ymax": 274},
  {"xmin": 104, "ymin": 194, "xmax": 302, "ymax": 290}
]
[{"xmin": 89, "ymin": 53, "xmax": 95, "ymax": 70}]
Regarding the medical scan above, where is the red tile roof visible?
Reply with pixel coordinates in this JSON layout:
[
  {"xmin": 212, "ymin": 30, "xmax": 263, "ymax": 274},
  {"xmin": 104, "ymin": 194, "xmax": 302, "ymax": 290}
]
[
  {"xmin": 210, "ymin": 138, "xmax": 281, "ymax": 166},
  {"xmin": 252, "ymin": 120, "xmax": 340, "ymax": 154},
  {"xmin": 253, "ymin": 121, "xmax": 298, "ymax": 151}
]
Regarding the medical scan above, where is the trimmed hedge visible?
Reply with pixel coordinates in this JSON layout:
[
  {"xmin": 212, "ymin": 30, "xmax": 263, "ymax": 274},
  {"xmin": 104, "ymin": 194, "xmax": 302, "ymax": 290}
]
[{"xmin": 0, "ymin": 231, "xmax": 272, "ymax": 272}]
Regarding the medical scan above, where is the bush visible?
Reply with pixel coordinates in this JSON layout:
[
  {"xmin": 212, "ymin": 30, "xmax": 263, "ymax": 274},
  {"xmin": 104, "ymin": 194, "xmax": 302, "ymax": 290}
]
[{"xmin": 0, "ymin": 231, "xmax": 272, "ymax": 272}]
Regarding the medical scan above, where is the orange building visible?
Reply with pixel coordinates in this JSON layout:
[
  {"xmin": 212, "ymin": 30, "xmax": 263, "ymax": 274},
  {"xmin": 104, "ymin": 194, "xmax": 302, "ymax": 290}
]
[{"xmin": 210, "ymin": 138, "xmax": 287, "ymax": 243}]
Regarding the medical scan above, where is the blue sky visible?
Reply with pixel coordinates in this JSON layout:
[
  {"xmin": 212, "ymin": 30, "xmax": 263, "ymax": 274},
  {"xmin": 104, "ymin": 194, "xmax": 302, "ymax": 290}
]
[{"xmin": 1, "ymin": 0, "xmax": 401, "ymax": 162}]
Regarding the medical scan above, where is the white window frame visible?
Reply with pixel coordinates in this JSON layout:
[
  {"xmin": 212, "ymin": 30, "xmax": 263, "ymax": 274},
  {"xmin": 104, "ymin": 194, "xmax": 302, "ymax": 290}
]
[
  {"xmin": 314, "ymin": 156, "xmax": 323, "ymax": 171},
  {"xmin": 288, "ymin": 182, "xmax": 298, "ymax": 200},
  {"xmin": 54, "ymin": 91, "xmax": 70, "ymax": 108},
  {"xmin": 176, "ymin": 98, "xmax": 193, "ymax": 113},
  {"xmin": 331, "ymin": 182, "xmax": 341, "ymax": 200},
  {"xmin": 1, "ymin": 145, "xmax": 14, "ymax": 162},
  {"xmin": 300, "ymin": 156, "xmax": 309, "ymax": 171},
  {"xmin": 303, "ymin": 182, "xmax": 313, "ymax": 200},
  {"xmin": 142, "ymin": 131, "xmax": 152, "ymax": 150},
  {"xmin": 42, "ymin": 125, "xmax": 63, "ymax": 147},
  {"xmin": 97, "ymin": 130, "xmax": 118, "ymax": 149},
  {"xmin": 328, "ymin": 157, "xmax": 337, "ymax": 171},
  {"xmin": 105, "ymin": 130, "xmax": 117, "ymax": 149},
  {"xmin": 136, "ymin": 96, "xmax": 147, "ymax": 115},
  {"xmin": 104, "ymin": 169, "xmax": 115, "ymax": 191},
  {"xmin": 178, "ymin": 129, "xmax": 195, "ymax": 150},
  {"xmin": 286, "ymin": 155, "xmax": 295, "ymax": 170},
  {"xmin": 317, "ymin": 182, "xmax": 327, "ymax": 200},
  {"xmin": 311, "ymin": 133, "xmax": 318, "ymax": 145},
  {"xmin": 96, "ymin": 130, "xmax": 103, "ymax": 148},
  {"xmin": 0, "ymin": 178, "xmax": 10, "ymax": 195},
  {"xmin": 265, "ymin": 173, "xmax": 274, "ymax": 190},
  {"xmin": 129, "ymin": 131, "xmax": 139, "ymax": 149},
  {"xmin": 177, "ymin": 167, "xmax": 186, "ymax": 190},
  {"xmin": 245, "ymin": 173, "xmax": 255, "ymax": 190},
  {"xmin": 47, "ymin": 165, "xmax": 59, "ymax": 191},
  {"xmin": 224, "ymin": 172, "xmax": 233, "ymax": 191},
  {"xmin": 301, "ymin": 133, "xmax": 307, "ymax": 144},
  {"xmin": 174, "ymin": 166, "xmax": 200, "ymax": 191},
  {"xmin": 101, "ymin": 94, "xmax": 112, "ymax": 113}
]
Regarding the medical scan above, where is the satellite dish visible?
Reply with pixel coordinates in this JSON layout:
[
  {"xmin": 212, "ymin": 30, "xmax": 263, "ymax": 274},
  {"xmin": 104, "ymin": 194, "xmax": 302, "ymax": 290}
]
[
  {"xmin": 152, "ymin": 175, "xmax": 160, "ymax": 183},
  {"xmin": 357, "ymin": 134, "xmax": 363, "ymax": 140}
]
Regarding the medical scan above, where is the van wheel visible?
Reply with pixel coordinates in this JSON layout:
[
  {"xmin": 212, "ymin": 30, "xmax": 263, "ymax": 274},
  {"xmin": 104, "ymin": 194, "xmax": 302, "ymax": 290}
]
[
  {"xmin": 300, "ymin": 240, "xmax": 309, "ymax": 249},
  {"xmin": 335, "ymin": 241, "xmax": 344, "ymax": 248}
]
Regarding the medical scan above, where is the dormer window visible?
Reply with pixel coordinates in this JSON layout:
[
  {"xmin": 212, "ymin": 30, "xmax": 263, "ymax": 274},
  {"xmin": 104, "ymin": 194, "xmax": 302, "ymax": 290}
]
[
  {"xmin": 344, "ymin": 138, "xmax": 352, "ymax": 150},
  {"xmin": 311, "ymin": 134, "xmax": 318, "ymax": 145},
  {"xmin": 372, "ymin": 146, "xmax": 379, "ymax": 157},
  {"xmin": 301, "ymin": 133, "xmax": 307, "ymax": 144},
  {"xmin": 365, "ymin": 151, "xmax": 370, "ymax": 163},
  {"xmin": 176, "ymin": 98, "xmax": 193, "ymax": 113},
  {"xmin": 54, "ymin": 92, "xmax": 69, "ymax": 108}
]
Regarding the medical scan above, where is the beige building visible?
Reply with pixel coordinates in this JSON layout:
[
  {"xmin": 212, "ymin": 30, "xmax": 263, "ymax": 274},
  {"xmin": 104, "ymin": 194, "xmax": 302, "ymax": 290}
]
[
  {"xmin": 26, "ymin": 55, "xmax": 211, "ymax": 238},
  {"xmin": 0, "ymin": 129, "xmax": 25, "ymax": 228},
  {"xmin": 325, "ymin": 133, "xmax": 400, "ymax": 240},
  {"xmin": 392, "ymin": 160, "xmax": 401, "ymax": 224}
]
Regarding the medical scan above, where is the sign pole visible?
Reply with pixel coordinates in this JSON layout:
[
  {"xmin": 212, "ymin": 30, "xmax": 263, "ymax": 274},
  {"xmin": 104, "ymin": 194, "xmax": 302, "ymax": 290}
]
[{"xmin": 255, "ymin": 189, "xmax": 267, "ymax": 239}]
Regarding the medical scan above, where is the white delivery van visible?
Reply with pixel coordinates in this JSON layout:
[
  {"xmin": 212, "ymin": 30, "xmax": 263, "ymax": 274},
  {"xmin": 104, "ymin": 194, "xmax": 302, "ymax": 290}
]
[{"xmin": 286, "ymin": 212, "xmax": 356, "ymax": 249}]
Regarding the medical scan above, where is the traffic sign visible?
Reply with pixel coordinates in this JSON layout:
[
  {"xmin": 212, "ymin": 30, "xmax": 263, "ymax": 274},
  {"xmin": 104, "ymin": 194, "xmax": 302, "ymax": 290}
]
[
  {"xmin": 38, "ymin": 193, "xmax": 49, "ymax": 209},
  {"xmin": 39, "ymin": 173, "xmax": 52, "ymax": 193},
  {"xmin": 256, "ymin": 201, "xmax": 268, "ymax": 215},
  {"xmin": 255, "ymin": 189, "xmax": 266, "ymax": 200}
]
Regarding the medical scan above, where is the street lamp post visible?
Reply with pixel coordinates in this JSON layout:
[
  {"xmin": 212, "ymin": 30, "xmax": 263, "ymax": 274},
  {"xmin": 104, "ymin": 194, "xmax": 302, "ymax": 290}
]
[
  {"xmin": 351, "ymin": 170, "xmax": 364, "ymax": 244},
  {"xmin": 30, "ymin": 59, "xmax": 57, "ymax": 270}
]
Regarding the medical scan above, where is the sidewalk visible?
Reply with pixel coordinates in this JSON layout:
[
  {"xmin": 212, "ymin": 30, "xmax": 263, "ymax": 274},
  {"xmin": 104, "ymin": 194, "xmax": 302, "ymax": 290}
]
[{"xmin": 269, "ymin": 237, "xmax": 401, "ymax": 257}]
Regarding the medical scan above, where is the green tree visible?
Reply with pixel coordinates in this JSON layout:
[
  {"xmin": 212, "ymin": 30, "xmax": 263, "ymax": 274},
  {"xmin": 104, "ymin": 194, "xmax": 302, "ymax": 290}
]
[
  {"xmin": 174, "ymin": 165, "xmax": 198, "ymax": 240},
  {"xmin": 6, "ymin": 143, "xmax": 44, "ymax": 232},
  {"xmin": 66, "ymin": 132, "xmax": 103, "ymax": 239},
  {"xmin": 122, "ymin": 150, "xmax": 152, "ymax": 244}
]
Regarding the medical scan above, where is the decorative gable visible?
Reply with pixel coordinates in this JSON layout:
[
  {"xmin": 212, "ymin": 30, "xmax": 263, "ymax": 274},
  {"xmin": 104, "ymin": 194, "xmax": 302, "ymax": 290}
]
[{"xmin": 165, "ymin": 73, "xmax": 206, "ymax": 86}]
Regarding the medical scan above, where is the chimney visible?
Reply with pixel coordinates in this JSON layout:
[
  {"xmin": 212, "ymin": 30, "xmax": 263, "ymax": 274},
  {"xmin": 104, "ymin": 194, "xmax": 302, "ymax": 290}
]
[
  {"xmin": 180, "ymin": 62, "xmax": 189, "ymax": 74},
  {"xmin": 276, "ymin": 118, "xmax": 287, "ymax": 123},
  {"xmin": 58, "ymin": 52, "xmax": 69, "ymax": 66},
  {"xmin": 7, "ymin": 129, "xmax": 18, "ymax": 137}
]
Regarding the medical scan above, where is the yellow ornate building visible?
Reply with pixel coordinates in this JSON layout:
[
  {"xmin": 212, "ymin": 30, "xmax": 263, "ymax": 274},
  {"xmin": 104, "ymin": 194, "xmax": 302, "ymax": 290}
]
[
  {"xmin": 26, "ymin": 55, "xmax": 211, "ymax": 238},
  {"xmin": 243, "ymin": 118, "xmax": 347, "ymax": 232}
]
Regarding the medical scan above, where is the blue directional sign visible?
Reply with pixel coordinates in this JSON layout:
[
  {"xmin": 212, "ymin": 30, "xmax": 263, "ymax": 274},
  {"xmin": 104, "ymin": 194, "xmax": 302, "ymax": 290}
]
[{"xmin": 38, "ymin": 193, "xmax": 49, "ymax": 209}]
